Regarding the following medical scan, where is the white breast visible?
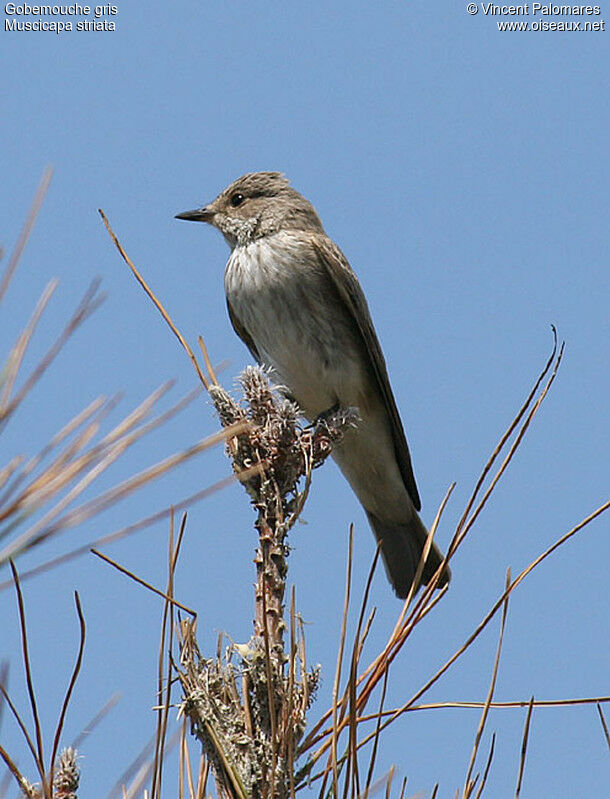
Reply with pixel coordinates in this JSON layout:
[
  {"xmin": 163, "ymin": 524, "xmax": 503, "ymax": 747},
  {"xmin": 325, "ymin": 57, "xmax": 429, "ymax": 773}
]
[{"xmin": 224, "ymin": 232, "xmax": 368, "ymax": 417}]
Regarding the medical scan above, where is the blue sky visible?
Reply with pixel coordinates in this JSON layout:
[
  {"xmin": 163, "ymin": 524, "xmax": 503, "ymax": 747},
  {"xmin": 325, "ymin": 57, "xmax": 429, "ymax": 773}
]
[{"xmin": 1, "ymin": 2, "xmax": 608, "ymax": 796}]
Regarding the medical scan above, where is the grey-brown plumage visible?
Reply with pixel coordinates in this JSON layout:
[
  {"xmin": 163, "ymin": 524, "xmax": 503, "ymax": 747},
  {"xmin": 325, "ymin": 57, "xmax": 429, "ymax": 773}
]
[{"xmin": 176, "ymin": 172, "xmax": 450, "ymax": 598}]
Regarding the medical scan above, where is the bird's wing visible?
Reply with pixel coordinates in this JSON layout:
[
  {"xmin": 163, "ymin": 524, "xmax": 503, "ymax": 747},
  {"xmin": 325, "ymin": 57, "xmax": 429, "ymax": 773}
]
[
  {"xmin": 226, "ymin": 298, "xmax": 261, "ymax": 362},
  {"xmin": 312, "ymin": 237, "xmax": 421, "ymax": 511}
]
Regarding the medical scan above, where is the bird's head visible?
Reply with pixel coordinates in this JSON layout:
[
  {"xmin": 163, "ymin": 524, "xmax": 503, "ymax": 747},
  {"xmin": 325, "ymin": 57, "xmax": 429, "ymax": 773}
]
[{"xmin": 175, "ymin": 172, "xmax": 323, "ymax": 247}]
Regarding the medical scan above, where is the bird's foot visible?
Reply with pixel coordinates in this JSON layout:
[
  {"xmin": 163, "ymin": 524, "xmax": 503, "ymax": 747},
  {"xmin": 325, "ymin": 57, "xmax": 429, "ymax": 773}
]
[{"xmin": 312, "ymin": 402, "xmax": 342, "ymax": 428}]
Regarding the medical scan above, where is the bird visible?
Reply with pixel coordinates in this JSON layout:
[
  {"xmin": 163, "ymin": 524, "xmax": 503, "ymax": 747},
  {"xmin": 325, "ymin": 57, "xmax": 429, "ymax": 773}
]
[{"xmin": 176, "ymin": 172, "xmax": 450, "ymax": 598}]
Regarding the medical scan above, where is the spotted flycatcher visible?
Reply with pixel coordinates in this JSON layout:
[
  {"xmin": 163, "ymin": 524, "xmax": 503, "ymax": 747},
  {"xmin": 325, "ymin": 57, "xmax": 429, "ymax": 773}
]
[{"xmin": 176, "ymin": 172, "xmax": 449, "ymax": 597}]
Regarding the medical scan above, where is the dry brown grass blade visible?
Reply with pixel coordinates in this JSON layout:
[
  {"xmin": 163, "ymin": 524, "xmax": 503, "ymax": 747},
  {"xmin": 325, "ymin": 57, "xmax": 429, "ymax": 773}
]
[
  {"xmin": 0, "ymin": 279, "xmax": 105, "ymax": 433},
  {"xmin": 316, "ymin": 497, "xmax": 609, "ymax": 768},
  {"xmin": 597, "ymin": 702, "xmax": 610, "ymax": 750},
  {"xmin": 358, "ymin": 484, "xmax": 455, "ymax": 706},
  {"xmin": 49, "ymin": 424, "xmax": 233, "ymax": 529},
  {"xmin": 180, "ymin": 719, "xmax": 195, "ymax": 799},
  {"xmin": 0, "ymin": 167, "xmax": 53, "ymax": 304},
  {"xmin": 392, "ymin": 483, "xmax": 456, "ymax": 639},
  {"xmin": 49, "ymin": 591, "xmax": 86, "ymax": 784},
  {"xmin": 313, "ymin": 333, "xmax": 563, "ymax": 734},
  {"xmin": 384, "ymin": 499, "xmax": 608, "ymax": 732},
  {"xmin": 260, "ymin": 571, "xmax": 279, "ymax": 799},
  {"xmin": 384, "ymin": 766, "xmax": 395, "ymax": 799},
  {"xmin": 0, "ymin": 743, "xmax": 32, "ymax": 798},
  {"xmin": 12, "ymin": 392, "xmax": 123, "ymax": 504},
  {"xmin": 0, "ymin": 280, "xmax": 57, "ymax": 415},
  {"xmin": 101, "ymin": 380, "xmax": 175, "ymax": 446},
  {"xmin": 346, "ymin": 663, "xmax": 360, "ymax": 799},
  {"xmin": 450, "ymin": 328, "xmax": 558, "ymax": 556},
  {"xmin": 91, "ymin": 547, "xmax": 197, "ymax": 617},
  {"xmin": 25, "ymin": 380, "xmax": 168, "ymax": 504},
  {"xmin": 287, "ymin": 586, "xmax": 297, "ymax": 799},
  {"xmin": 303, "ymin": 587, "xmax": 451, "ymax": 766},
  {"xmin": 195, "ymin": 756, "xmax": 209, "ymax": 799},
  {"xmin": 449, "ymin": 337, "xmax": 563, "ymax": 561},
  {"xmin": 301, "ymin": 486, "xmax": 453, "ymax": 761},
  {"xmin": 514, "ymin": 697, "xmax": 534, "ymax": 798},
  {"xmin": 364, "ymin": 669, "xmax": 390, "ymax": 797},
  {"xmin": 473, "ymin": 731, "xmax": 496, "ymax": 799},
  {"xmin": 8, "ymin": 560, "xmax": 49, "ymax": 797},
  {"xmin": 0, "ymin": 462, "xmax": 262, "ymax": 592},
  {"xmin": 151, "ymin": 513, "xmax": 185, "ymax": 799},
  {"xmin": 320, "ymin": 544, "xmax": 381, "ymax": 799},
  {"xmin": 179, "ymin": 720, "xmax": 186, "ymax": 799},
  {"xmin": 0, "ymin": 661, "xmax": 7, "ymax": 728},
  {"xmin": 365, "ymin": 695, "xmax": 610, "ymax": 717},
  {"xmin": 197, "ymin": 335, "xmax": 219, "ymax": 386},
  {"xmin": 344, "ymin": 545, "xmax": 382, "ymax": 799},
  {"xmin": 0, "ymin": 457, "xmax": 24, "ymax": 493},
  {"xmin": 0, "ymin": 756, "xmax": 15, "ymax": 799},
  {"xmin": 463, "ymin": 569, "xmax": 511, "ymax": 797},
  {"xmin": 0, "ymin": 396, "xmax": 108, "ymax": 511},
  {"xmin": 99, "ymin": 209, "xmax": 209, "ymax": 390},
  {"xmin": 0, "ymin": 414, "xmax": 246, "ymax": 565},
  {"xmin": 0, "ymin": 680, "xmax": 40, "ymax": 785},
  {"xmin": 326, "ymin": 525, "xmax": 354, "ymax": 799}
]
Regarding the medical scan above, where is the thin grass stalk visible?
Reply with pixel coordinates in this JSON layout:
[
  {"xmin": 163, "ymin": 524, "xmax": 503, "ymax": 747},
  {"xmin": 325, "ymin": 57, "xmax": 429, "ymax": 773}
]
[
  {"xmin": 370, "ymin": 499, "xmax": 609, "ymax": 739},
  {"xmin": 449, "ymin": 328, "xmax": 558, "ymax": 555},
  {"xmin": 49, "ymin": 591, "xmax": 86, "ymax": 784},
  {"xmin": 0, "ymin": 396, "xmax": 110, "ymax": 513},
  {"xmin": 363, "ymin": 669, "xmax": 389, "ymax": 798},
  {"xmin": 355, "ymin": 484, "xmax": 456, "ymax": 714},
  {"xmin": 0, "ymin": 280, "xmax": 105, "ymax": 432},
  {"xmin": 327, "ymin": 527, "xmax": 354, "ymax": 799},
  {"xmin": 8, "ymin": 561, "xmax": 49, "ymax": 796},
  {"xmin": 597, "ymin": 703, "xmax": 610, "ymax": 750},
  {"xmin": 0, "ymin": 167, "xmax": 53, "ymax": 304},
  {"xmin": 514, "ymin": 697, "xmax": 534, "ymax": 799},
  {"xmin": 449, "ymin": 341, "xmax": 563, "ymax": 559},
  {"xmin": 0, "ymin": 681, "xmax": 41, "ymax": 783},
  {"xmin": 300, "ymin": 486, "xmax": 453, "ymax": 758},
  {"xmin": 90, "ymin": 548, "xmax": 197, "ymax": 618},
  {"xmin": 306, "ymin": 498, "xmax": 609, "ymax": 778},
  {"xmin": 1, "ymin": 418, "xmax": 246, "ymax": 564},
  {"xmin": 0, "ymin": 280, "xmax": 57, "ymax": 413},
  {"xmin": 359, "ymin": 695, "xmax": 610, "ymax": 719},
  {"xmin": 473, "ymin": 732, "xmax": 496, "ymax": 799},
  {"xmin": 463, "ymin": 570, "xmax": 510, "ymax": 796},
  {"xmin": 98, "ymin": 209, "xmax": 209, "ymax": 390},
  {"xmin": 195, "ymin": 757, "xmax": 209, "ymax": 799},
  {"xmin": 0, "ymin": 464, "xmax": 262, "ymax": 593},
  {"xmin": 0, "ymin": 743, "xmax": 31, "ymax": 798},
  {"xmin": 181, "ymin": 719, "xmax": 196, "ymax": 799}
]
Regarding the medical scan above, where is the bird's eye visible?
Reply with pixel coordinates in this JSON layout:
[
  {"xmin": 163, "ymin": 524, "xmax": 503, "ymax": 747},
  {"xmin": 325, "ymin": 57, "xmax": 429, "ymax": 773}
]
[{"xmin": 230, "ymin": 193, "xmax": 245, "ymax": 207}]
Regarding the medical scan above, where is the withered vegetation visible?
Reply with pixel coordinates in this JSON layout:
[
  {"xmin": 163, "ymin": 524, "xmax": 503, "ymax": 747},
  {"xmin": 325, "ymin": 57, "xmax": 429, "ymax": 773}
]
[{"xmin": 1, "ymin": 175, "xmax": 608, "ymax": 799}]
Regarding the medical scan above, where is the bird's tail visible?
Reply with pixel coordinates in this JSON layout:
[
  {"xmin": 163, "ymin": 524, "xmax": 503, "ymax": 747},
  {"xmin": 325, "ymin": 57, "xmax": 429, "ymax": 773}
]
[{"xmin": 365, "ymin": 509, "xmax": 451, "ymax": 599}]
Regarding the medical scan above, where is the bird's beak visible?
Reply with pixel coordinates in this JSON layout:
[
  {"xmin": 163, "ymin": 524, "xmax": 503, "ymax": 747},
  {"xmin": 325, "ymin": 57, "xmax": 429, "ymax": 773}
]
[{"xmin": 175, "ymin": 206, "xmax": 215, "ymax": 223}]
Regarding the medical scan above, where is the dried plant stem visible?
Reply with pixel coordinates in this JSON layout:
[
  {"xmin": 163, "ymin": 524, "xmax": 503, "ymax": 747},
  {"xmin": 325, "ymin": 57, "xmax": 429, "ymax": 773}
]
[
  {"xmin": 255, "ymin": 514, "xmax": 288, "ymax": 655},
  {"xmin": 174, "ymin": 371, "xmax": 355, "ymax": 799},
  {"xmin": 514, "ymin": 698, "xmax": 534, "ymax": 798},
  {"xmin": 0, "ymin": 167, "xmax": 53, "ymax": 304}
]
